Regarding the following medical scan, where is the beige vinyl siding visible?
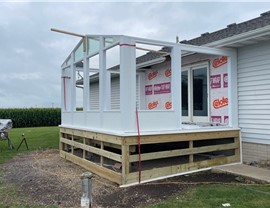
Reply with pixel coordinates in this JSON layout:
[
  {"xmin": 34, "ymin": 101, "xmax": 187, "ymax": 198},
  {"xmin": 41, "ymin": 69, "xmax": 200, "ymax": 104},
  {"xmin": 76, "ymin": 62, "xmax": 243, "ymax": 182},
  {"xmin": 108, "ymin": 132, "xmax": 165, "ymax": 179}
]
[{"xmin": 238, "ymin": 41, "xmax": 270, "ymax": 145}]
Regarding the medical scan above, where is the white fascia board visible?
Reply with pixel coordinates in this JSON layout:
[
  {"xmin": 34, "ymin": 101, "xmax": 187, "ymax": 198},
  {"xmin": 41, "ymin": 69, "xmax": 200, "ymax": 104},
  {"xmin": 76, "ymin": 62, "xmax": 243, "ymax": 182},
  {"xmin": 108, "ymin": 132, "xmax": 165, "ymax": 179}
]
[
  {"xmin": 136, "ymin": 57, "xmax": 166, "ymax": 69},
  {"xmin": 75, "ymin": 67, "xmax": 99, "ymax": 72},
  {"xmin": 179, "ymin": 43, "xmax": 236, "ymax": 57},
  {"xmin": 132, "ymin": 36, "xmax": 177, "ymax": 47},
  {"xmin": 128, "ymin": 35, "xmax": 237, "ymax": 57},
  {"xmin": 132, "ymin": 35, "xmax": 235, "ymax": 57},
  {"xmin": 205, "ymin": 25, "xmax": 270, "ymax": 47},
  {"xmin": 85, "ymin": 34, "xmax": 122, "ymax": 38}
]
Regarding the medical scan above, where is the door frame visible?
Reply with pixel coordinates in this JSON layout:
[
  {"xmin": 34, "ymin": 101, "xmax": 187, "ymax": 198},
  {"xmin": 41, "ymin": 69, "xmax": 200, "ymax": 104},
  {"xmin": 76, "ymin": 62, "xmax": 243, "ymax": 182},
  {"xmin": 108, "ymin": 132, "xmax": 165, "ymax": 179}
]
[{"xmin": 181, "ymin": 62, "xmax": 210, "ymax": 123}]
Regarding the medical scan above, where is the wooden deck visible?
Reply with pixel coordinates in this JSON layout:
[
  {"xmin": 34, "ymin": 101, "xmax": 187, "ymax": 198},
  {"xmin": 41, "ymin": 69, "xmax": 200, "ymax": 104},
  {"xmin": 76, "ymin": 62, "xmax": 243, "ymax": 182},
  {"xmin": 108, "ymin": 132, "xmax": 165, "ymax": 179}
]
[{"xmin": 59, "ymin": 127, "xmax": 241, "ymax": 185}]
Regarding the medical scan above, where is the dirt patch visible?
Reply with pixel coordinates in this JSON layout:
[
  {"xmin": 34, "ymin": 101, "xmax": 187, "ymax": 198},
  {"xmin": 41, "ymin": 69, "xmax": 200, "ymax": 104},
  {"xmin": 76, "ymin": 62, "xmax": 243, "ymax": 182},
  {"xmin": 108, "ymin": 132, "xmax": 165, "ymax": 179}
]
[
  {"xmin": 245, "ymin": 160, "xmax": 270, "ymax": 170},
  {"xmin": 1, "ymin": 149, "xmax": 245, "ymax": 208}
]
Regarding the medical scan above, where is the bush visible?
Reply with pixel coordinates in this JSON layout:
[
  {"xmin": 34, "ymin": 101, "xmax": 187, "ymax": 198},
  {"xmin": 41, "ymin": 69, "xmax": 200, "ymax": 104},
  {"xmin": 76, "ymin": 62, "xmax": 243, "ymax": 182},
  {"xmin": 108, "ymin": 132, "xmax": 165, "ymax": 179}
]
[{"xmin": 0, "ymin": 108, "xmax": 61, "ymax": 128}]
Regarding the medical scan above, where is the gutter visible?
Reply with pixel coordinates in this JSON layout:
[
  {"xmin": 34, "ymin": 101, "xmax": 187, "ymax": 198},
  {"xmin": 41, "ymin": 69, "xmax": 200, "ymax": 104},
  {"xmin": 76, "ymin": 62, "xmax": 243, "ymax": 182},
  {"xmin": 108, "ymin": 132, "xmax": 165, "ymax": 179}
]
[
  {"xmin": 204, "ymin": 25, "xmax": 270, "ymax": 47},
  {"xmin": 136, "ymin": 57, "xmax": 166, "ymax": 69}
]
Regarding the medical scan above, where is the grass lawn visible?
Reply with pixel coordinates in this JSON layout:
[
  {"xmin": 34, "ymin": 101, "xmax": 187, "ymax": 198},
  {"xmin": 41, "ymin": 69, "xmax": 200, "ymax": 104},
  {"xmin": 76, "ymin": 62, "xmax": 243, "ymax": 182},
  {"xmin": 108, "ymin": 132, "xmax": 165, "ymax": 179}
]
[
  {"xmin": 0, "ymin": 126, "xmax": 59, "ymax": 208},
  {"xmin": 1, "ymin": 127, "xmax": 270, "ymax": 208},
  {"xmin": 150, "ymin": 184, "xmax": 270, "ymax": 208},
  {"xmin": 0, "ymin": 126, "xmax": 59, "ymax": 164}
]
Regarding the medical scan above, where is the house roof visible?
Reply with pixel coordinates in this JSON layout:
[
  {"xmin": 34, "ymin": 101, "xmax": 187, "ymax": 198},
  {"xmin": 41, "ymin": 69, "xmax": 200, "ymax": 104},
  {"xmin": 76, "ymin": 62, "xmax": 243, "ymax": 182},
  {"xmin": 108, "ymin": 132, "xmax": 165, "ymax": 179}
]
[
  {"xmin": 76, "ymin": 11, "xmax": 270, "ymax": 84},
  {"xmin": 137, "ymin": 11, "xmax": 270, "ymax": 64},
  {"xmin": 181, "ymin": 11, "xmax": 270, "ymax": 46}
]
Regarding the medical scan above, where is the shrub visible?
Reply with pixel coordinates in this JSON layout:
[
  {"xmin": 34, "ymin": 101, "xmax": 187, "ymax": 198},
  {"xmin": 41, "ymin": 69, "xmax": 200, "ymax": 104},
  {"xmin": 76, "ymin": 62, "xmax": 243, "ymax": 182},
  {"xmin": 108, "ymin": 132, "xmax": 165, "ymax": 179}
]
[{"xmin": 0, "ymin": 108, "xmax": 61, "ymax": 128}]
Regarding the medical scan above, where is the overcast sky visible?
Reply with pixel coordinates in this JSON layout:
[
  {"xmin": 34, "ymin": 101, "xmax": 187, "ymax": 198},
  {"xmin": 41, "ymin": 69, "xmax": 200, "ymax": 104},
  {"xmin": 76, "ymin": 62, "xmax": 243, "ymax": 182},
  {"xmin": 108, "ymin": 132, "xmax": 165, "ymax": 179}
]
[{"xmin": 1, "ymin": 1, "xmax": 270, "ymax": 108}]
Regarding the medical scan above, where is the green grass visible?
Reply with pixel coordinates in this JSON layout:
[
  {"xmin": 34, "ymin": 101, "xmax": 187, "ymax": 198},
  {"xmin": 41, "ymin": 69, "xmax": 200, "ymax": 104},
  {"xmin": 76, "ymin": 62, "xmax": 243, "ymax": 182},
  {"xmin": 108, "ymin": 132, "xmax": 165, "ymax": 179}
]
[
  {"xmin": 0, "ymin": 126, "xmax": 59, "ymax": 164},
  {"xmin": 0, "ymin": 126, "xmax": 59, "ymax": 208},
  {"xmin": 150, "ymin": 184, "xmax": 270, "ymax": 208},
  {"xmin": 1, "ymin": 127, "xmax": 270, "ymax": 208}
]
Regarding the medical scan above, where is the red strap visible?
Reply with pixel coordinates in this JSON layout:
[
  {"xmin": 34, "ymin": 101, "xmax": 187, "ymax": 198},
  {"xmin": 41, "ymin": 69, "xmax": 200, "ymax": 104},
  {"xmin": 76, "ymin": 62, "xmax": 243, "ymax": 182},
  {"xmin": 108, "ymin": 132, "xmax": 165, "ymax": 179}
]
[{"xmin": 119, "ymin": 43, "xmax": 136, "ymax": 47}]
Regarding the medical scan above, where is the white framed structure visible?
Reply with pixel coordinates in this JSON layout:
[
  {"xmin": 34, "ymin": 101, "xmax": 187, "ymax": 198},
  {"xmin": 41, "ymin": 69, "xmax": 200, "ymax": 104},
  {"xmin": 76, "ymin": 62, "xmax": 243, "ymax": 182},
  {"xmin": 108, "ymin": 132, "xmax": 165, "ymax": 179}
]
[
  {"xmin": 60, "ymin": 35, "xmax": 238, "ymax": 134},
  {"xmin": 57, "ymin": 11, "xmax": 270, "ymax": 184},
  {"xmin": 58, "ymin": 34, "xmax": 240, "ymax": 185}
]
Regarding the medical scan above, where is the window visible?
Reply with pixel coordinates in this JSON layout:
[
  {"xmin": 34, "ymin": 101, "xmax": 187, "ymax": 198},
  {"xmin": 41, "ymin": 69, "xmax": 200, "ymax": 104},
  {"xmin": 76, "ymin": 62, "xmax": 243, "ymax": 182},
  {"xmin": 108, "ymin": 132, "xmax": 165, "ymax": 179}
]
[{"xmin": 182, "ymin": 64, "xmax": 209, "ymax": 122}]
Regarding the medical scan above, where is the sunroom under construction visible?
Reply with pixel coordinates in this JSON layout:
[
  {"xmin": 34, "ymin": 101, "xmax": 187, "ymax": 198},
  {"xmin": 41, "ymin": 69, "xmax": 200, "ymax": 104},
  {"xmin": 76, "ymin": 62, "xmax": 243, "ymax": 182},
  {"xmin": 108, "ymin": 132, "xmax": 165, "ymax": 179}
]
[{"xmin": 59, "ymin": 33, "xmax": 240, "ymax": 186}]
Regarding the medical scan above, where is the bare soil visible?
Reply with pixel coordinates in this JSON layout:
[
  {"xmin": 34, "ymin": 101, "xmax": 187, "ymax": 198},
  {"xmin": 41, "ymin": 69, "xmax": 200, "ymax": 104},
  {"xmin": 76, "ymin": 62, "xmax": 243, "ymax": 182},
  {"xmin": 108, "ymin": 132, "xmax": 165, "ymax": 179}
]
[
  {"xmin": 245, "ymin": 160, "xmax": 270, "ymax": 170},
  {"xmin": 1, "ymin": 149, "xmax": 247, "ymax": 208}
]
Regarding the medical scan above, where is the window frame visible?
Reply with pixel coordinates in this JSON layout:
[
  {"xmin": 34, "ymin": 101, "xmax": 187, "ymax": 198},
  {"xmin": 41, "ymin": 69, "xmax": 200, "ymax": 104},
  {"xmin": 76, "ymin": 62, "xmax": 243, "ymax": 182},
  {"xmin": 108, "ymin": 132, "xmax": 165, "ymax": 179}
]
[{"xmin": 181, "ymin": 62, "xmax": 210, "ymax": 123}]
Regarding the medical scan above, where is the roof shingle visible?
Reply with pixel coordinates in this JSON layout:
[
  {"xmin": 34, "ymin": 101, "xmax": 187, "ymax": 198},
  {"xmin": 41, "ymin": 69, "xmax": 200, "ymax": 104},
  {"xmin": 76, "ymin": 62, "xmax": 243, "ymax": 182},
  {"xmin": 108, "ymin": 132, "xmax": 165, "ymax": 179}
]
[{"xmin": 181, "ymin": 11, "xmax": 270, "ymax": 46}]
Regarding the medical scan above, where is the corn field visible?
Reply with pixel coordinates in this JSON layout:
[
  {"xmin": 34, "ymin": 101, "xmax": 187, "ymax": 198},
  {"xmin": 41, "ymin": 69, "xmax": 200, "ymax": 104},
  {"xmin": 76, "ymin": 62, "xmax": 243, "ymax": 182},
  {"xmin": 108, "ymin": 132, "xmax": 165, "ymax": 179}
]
[{"xmin": 0, "ymin": 108, "xmax": 61, "ymax": 128}]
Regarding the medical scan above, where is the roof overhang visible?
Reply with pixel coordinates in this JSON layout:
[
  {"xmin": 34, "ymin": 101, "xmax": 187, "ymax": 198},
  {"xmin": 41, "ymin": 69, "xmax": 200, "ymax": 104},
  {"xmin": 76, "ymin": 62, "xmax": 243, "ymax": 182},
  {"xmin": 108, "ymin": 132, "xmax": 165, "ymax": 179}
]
[{"xmin": 205, "ymin": 25, "xmax": 270, "ymax": 48}]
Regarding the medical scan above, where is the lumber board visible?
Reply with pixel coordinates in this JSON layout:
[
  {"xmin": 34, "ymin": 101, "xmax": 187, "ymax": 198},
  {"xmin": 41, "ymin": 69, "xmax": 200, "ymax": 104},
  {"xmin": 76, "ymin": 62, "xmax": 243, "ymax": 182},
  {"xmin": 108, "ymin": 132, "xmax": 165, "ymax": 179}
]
[
  {"xmin": 126, "ymin": 155, "xmax": 240, "ymax": 184},
  {"xmin": 189, "ymin": 141, "xmax": 193, "ymax": 162},
  {"xmin": 60, "ymin": 128, "xmax": 240, "ymax": 185},
  {"xmin": 121, "ymin": 145, "xmax": 130, "ymax": 184},
  {"xmin": 90, "ymin": 140, "xmax": 135, "ymax": 152},
  {"xmin": 71, "ymin": 135, "xmax": 74, "ymax": 155},
  {"xmin": 60, "ymin": 137, "xmax": 122, "ymax": 162},
  {"xmin": 100, "ymin": 141, "xmax": 104, "ymax": 166},
  {"xmin": 60, "ymin": 150, "xmax": 121, "ymax": 184},
  {"xmin": 83, "ymin": 137, "xmax": 86, "ymax": 159},
  {"xmin": 60, "ymin": 127, "xmax": 123, "ymax": 145},
  {"xmin": 234, "ymin": 137, "xmax": 241, "ymax": 159},
  {"xmin": 124, "ymin": 130, "xmax": 240, "ymax": 145},
  {"xmin": 96, "ymin": 132, "xmax": 123, "ymax": 145},
  {"xmin": 129, "ymin": 142, "xmax": 239, "ymax": 162}
]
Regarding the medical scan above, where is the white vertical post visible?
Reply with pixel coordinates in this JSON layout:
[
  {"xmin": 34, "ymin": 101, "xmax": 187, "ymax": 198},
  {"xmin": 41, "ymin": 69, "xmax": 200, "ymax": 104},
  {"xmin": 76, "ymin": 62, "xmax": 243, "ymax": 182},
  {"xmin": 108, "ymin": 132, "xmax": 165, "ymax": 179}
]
[
  {"xmin": 99, "ymin": 36, "xmax": 110, "ymax": 110},
  {"xmin": 83, "ymin": 39, "xmax": 90, "ymax": 112},
  {"xmin": 99, "ymin": 37, "xmax": 106, "ymax": 127},
  {"xmin": 227, "ymin": 51, "xmax": 238, "ymax": 128},
  {"xmin": 71, "ymin": 52, "xmax": 76, "ymax": 112},
  {"xmin": 138, "ymin": 72, "xmax": 146, "ymax": 110},
  {"xmin": 105, "ymin": 71, "xmax": 111, "ymax": 110},
  {"xmin": 120, "ymin": 36, "xmax": 136, "ymax": 132},
  {"xmin": 61, "ymin": 68, "xmax": 65, "ymax": 111},
  {"xmin": 171, "ymin": 45, "xmax": 182, "ymax": 130}
]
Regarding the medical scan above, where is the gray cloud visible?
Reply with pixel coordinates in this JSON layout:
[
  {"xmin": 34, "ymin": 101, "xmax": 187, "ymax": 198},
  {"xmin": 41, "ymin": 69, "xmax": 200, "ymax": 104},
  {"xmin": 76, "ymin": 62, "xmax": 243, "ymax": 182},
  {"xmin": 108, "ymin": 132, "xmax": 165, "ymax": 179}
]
[{"xmin": 0, "ymin": 2, "xmax": 270, "ymax": 108}]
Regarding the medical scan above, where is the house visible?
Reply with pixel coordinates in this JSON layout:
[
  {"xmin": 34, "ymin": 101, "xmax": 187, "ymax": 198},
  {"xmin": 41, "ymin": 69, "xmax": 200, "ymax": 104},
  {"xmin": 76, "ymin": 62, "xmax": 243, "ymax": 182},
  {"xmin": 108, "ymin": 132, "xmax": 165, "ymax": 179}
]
[
  {"xmin": 58, "ymin": 11, "xmax": 270, "ymax": 185},
  {"xmin": 181, "ymin": 11, "xmax": 270, "ymax": 163}
]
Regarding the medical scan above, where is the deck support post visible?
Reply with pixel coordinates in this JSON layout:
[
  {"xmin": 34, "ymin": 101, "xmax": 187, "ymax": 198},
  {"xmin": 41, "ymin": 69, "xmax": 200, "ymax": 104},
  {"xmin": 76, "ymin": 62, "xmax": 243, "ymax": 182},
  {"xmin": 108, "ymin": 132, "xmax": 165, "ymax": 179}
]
[
  {"xmin": 100, "ymin": 141, "xmax": 104, "ymax": 166},
  {"xmin": 121, "ymin": 143, "xmax": 130, "ymax": 185},
  {"xmin": 189, "ymin": 140, "xmax": 194, "ymax": 162}
]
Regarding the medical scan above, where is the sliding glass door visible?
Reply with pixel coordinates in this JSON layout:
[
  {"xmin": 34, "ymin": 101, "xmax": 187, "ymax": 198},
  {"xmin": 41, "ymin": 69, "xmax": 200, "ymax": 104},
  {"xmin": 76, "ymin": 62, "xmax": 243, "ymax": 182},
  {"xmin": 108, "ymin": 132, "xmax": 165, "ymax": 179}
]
[{"xmin": 182, "ymin": 64, "xmax": 209, "ymax": 123}]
